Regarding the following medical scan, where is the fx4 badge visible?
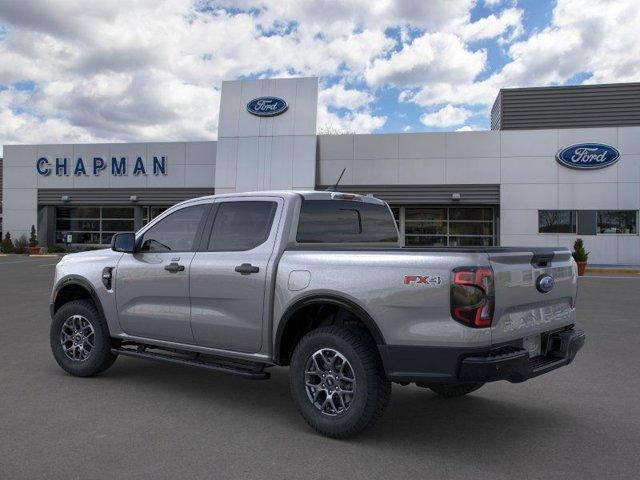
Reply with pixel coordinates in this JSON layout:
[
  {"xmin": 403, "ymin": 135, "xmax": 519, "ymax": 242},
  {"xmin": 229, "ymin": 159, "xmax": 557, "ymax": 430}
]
[{"xmin": 403, "ymin": 275, "xmax": 443, "ymax": 286}]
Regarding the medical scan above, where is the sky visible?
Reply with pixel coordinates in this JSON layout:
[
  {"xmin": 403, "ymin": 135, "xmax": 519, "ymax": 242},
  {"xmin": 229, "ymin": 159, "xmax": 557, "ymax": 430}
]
[{"xmin": 0, "ymin": 0, "xmax": 639, "ymax": 154}]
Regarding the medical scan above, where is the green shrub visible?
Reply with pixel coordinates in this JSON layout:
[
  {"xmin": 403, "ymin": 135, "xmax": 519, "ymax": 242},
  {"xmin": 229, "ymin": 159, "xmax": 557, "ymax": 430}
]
[
  {"xmin": 29, "ymin": 225, "xmax": 38, "ymax": 247},
  {"xmin": 572, "ymin": 238, "xmax": 589, "ymax": 262},
  {"xmin": 47, "ymin": 244, "xmax": 67, "ymax": 254},
  {"xmin": 13, "ymin": 235, "xmax": 28, "ymax": 254},
  {"xmin": 1, "ymin": 233, "xmax": 14, "ymax": 253}
]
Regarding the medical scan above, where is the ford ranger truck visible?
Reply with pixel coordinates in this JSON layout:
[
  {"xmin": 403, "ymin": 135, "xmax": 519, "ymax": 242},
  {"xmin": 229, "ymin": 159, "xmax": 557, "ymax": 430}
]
[{"xmin": 49, "ymin": 191, "xmax": 585, "ymax": 438}]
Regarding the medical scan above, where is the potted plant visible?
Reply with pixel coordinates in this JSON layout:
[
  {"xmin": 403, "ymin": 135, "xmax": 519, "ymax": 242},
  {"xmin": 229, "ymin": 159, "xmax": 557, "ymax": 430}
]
[
  {"xmin": 1, "ymin": 232, "xmax": 14, "ymax": 253},
  {"xmin": 572, "ymin": 238, "xmax": 589, "ymax": 276},
  {"xmin": 28, "ymin": 225, "xmax": 40, "ymax": 255}
]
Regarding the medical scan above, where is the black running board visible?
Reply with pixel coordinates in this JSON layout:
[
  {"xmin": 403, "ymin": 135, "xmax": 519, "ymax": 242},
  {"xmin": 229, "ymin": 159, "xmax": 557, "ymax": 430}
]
[{"xmin": 111, "ymin": 346, "xmax": 270, "ymax": 380}]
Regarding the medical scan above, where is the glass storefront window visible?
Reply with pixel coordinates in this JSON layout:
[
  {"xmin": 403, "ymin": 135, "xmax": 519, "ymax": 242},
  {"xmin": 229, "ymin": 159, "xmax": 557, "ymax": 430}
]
[
  {"xmin": 405, "ymin": 235, "xmax": 447, "ymax": 246},
  {"xmin": 449, "ymin": 236, "xmax": 493, "ymax": 247},
  {"xmin": 597, "ymin": 211, "xmax": 638, "ymax": 234},
  {"xmin": 448, "ymin": 222, "xmax": 493, "ymax": 236},
  {"xmin": 538, "ymin": 210, "xmax": 576, "ymax": 233},
  {"xmin": 449, "ymin": 208, "xmax": 493, "ymax": 221},
  {"xmin": 401, "ymin": 206, "xmax": 495, "ymax": 247},
  {"xmin": 56, "ymin": 207, "xmax": 100, "ymax": 219},
  {"xmin": 55, "ymin": 206, "xmax": 135, "ymax": 245}
]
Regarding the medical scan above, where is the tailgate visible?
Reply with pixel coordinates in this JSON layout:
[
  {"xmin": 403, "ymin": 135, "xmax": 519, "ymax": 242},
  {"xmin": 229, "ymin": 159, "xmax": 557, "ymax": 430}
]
[{"xmin": 488, "ymin": 248, "xmax": 577, "ymax": 345}]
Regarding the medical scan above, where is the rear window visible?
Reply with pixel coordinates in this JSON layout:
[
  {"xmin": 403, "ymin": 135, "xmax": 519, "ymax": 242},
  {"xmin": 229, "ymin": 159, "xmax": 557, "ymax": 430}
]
[{"xmin": 296, "ymin": 200, "xmax": 398, "ymax": 243}]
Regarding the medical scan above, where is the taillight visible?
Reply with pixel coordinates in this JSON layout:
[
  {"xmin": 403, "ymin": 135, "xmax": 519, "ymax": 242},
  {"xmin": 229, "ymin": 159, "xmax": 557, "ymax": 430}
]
[{"xmin": 450, "ymin": 266, "xmax": 494, "ymax": 328}]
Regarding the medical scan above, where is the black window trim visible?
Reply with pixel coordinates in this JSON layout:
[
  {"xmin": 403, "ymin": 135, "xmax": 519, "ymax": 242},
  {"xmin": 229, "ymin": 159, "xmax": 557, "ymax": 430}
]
[
  {"xmin": 136, "ymin": 202, "xmax": 213, "ymax": 254},
  {"xmin": 200, "ymin": 199, "xmax": 280, "ymax": 252}
]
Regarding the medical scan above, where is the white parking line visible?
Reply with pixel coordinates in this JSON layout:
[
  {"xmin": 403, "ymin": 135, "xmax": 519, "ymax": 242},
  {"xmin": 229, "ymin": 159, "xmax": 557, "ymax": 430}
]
[
  {"xmin": 0, "ymin": 260, "xmax": 36, "ymax": 265},
  {"xmin": 581, "ymin": 275, "xmax": 640, "ymax": 279},
  {"xmin": 38, "ymin": 263, "xmax": 60, "ymax": 267}
]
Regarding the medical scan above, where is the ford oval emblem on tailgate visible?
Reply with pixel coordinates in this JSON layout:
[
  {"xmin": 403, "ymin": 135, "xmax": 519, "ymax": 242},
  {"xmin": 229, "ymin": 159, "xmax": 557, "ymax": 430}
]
[{"xmin": 536, "ymin": 274, "xmax": 555, "ymax": 294}]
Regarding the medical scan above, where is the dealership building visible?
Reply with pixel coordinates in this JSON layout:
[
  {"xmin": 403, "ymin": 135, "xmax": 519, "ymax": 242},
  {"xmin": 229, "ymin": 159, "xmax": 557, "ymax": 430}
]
[{"xmin": 1, "ymin": 78, "xmax": 639, "ymax": 264}]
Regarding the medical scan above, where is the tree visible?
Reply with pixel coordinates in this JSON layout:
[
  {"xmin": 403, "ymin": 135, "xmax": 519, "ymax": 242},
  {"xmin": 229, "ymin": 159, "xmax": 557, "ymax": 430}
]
[
  {"xmin": 1, "ymin": 233, "xmax": 15, "ymax": 253},
  {"xmin": 317, "ymin": 124, "xmax": 355, "ymax": 135},
  {"xmin": 29, "ymin": 225, "xmax": 38, "ymax": 247}
]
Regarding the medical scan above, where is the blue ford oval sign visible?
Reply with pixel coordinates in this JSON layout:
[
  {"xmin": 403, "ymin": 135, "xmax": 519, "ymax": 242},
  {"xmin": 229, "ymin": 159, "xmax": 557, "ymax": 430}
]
[
  {"xmin": 247, "ymin": 97, "xmax": 288, "ymax": 117},
  {"xmin": 536, "ymin": 274, "xmax": 555, "ymax": 294},
  {"xmin": 556, "ymin": 143, "xmax": 620, "ymax": 170}
]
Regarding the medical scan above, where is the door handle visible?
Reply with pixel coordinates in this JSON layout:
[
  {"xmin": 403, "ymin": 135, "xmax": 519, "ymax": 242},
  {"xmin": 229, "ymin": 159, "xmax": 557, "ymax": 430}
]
[
  {"xmin": 164, "ymin": 262, "xmax": 185, "ymax": 273},
  {"xmin": 234, "ymin": 263, "xmax": 260, "ymax": 275}
]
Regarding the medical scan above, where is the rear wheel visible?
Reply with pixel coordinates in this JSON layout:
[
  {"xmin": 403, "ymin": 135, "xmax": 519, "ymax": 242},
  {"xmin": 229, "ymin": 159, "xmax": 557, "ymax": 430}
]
[
  {"xmin": 289, "ymin": 326, "xmax": 391, "ymax": 438},
  {"xmin": 424, "ymin": 382, "xmax": 484, "ymax": 398},
  {"xmin": 50, "ymin": 299, "xmax": 118, "ymax": 377}
]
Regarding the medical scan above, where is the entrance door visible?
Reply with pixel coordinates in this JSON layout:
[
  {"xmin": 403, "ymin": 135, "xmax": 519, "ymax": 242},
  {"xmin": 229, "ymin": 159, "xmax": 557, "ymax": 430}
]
[
  {"xmin": 189, "ymin": 197, "xmax": 282, "ymax": 353},
  {"xmin": 115, "ymin": 203, "xmax": 210, "ymax": 343}
]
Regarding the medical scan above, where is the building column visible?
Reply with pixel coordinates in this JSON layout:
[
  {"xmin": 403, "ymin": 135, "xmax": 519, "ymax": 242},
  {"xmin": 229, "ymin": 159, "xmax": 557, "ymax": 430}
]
[{"xmin": 37, "ymin": 206, "xmax": 56, "ymax": 248}]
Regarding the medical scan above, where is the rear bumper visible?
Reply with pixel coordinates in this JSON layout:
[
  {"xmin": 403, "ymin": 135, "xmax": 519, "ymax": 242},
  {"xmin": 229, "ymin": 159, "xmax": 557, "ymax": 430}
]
[{"xmin": 379, "ymin": 327, "xmax": 585, "ymax": 384}]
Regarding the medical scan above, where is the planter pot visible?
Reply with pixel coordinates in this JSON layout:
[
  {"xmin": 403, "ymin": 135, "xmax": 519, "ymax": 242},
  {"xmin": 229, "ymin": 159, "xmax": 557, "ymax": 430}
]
[
  {"xmin": 576, "ymin": 261, "xmax": 587, "ymax": 276},
  {"xmin": 27, "ymin": 246, "xmax": 41, "ymax": 255}
]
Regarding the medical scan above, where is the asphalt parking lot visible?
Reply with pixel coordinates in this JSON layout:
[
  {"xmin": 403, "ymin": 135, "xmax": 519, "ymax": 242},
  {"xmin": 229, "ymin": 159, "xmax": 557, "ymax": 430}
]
[{"xmin": 1, "ymin": 255, "xmax": 639, "ymax": 479}]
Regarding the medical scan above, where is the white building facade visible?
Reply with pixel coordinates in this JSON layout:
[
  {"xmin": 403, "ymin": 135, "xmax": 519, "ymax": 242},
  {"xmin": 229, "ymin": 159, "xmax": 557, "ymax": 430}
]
[{"xmin": 2, "ymin": 77, "xmax": 639, "ymax": 264}]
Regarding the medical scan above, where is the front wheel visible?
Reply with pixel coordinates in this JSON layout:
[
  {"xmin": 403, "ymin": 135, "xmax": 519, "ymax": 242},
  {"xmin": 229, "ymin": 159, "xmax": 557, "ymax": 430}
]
[
  {"xmin": 289, "ymin": 326, "xmax": 391, "ymax": 438},
  {"xmin": 50, "ymin": 299, "xmax": 118, "ymax": 377}
]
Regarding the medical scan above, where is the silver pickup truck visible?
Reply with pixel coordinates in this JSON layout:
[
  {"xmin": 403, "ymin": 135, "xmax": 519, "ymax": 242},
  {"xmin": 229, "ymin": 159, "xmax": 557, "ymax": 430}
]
[{"xmin": 49, "ymin": 190, "xmax": 585, "ymax": 438}]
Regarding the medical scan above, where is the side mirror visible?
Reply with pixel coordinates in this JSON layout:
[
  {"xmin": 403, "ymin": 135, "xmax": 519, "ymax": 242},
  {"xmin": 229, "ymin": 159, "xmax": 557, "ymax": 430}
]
[{"xmin": 111, "ymin": 232, "xmax": 136, "ymax": 253}]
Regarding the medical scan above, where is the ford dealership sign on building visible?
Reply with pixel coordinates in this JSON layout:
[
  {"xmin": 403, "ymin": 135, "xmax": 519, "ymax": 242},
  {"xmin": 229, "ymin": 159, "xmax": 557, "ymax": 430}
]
[
  {"xmin": 246, "ymin": 97, "xmax": 288, "ymax": 117},
  {"xmin": 556, "ymin": 143, "xmax": 620, "ymax": 170}
]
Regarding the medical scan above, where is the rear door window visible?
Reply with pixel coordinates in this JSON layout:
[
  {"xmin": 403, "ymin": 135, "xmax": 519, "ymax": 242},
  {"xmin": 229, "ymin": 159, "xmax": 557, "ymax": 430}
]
[
  {"xmin": 296, "ymin": 200, "xmax": 398, "ymax": 243},
  {"xmin": 207, "ymin": 201, "xmax": 278, "ymax": 251}
]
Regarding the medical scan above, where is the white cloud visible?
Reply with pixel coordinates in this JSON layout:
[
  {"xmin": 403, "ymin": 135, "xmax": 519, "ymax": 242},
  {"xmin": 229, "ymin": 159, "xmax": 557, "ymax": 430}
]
[
  {"xmin": 317, "ymin": 82, "xmax": 384, "ymax": 133},
  {"xmin": 317, "ymin": 106, "xmax": 386, "ymax": 134},
  {"xmin": 211, "ymin": 0, "xmax": 476, "ymax": 32},
  {"xmin": 405, "ymin": 0, "xmax": 640, "ymax": 109},
  {"xmin": 319, "ymin": 84, "xmax": 373, "ymax": 110},
  {"xmin": 0, "ymin": 0, "xmax": 638, "ymax": 151},
  {"xmin": 456, "ymin": 124, "xmax": 484, "ymax": 131},
  {"xmin": 458, "ymin": 7, "xmax": 523, "ymax": 42},
  {"xmin": 420, "ymin": 105, "xmax": 472, "ymax": 127},
  {"xmin": 402, "ymin": 125, "xmax": 412, "ymax": 132},
  {"xmin": 366, "ymin": 32, "xmax": 486, "ymax": 87}
]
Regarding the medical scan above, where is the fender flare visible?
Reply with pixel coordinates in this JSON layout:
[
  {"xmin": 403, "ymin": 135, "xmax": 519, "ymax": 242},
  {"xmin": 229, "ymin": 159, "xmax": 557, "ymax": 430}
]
[
  {"xmin": 273, "ymin": 293, "xmax": 386, "ymax": 365},
  {"xmin": 51, "ymin": 275, "xmax": 107, "ymax": 323}
]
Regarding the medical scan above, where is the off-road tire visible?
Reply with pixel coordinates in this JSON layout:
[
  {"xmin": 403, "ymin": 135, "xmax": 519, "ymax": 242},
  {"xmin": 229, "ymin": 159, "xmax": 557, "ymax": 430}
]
[
  {"xmin": 425, "ymin": 382, "xmax": 484, "ymax": 398},
  {"xmin": 50, "ymin": 299, "xmax": 118, "ymax": 377},
  {"xmin": 289, "ymin": 325, "xmax": 391, "ymax": 439}
]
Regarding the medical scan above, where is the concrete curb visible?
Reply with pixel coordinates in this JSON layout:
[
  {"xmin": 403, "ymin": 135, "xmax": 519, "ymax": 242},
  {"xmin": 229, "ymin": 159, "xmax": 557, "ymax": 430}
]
[{"xmin": 585, "ymin": 268, "xmax": 640, "ymax": 276}]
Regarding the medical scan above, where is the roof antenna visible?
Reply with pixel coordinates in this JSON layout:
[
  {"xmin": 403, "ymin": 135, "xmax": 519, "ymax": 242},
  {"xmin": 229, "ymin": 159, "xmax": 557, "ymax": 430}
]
[{"xmin": 325, "ymin": 168, "xmax": 346, "ymax": 192}]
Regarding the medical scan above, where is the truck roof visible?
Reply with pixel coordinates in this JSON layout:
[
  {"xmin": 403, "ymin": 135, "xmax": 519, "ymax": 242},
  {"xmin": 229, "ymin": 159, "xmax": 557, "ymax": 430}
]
[{"xmin": 175, "ymin": 190, "xmax": 388, "ymax": 208}]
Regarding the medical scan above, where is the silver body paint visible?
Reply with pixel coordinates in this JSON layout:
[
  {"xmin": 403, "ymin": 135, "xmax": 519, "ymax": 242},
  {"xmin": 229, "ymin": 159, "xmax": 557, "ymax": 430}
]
[{"xmin": 52, "ymin": 191, "xmax": 577, "ymax": 365}]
